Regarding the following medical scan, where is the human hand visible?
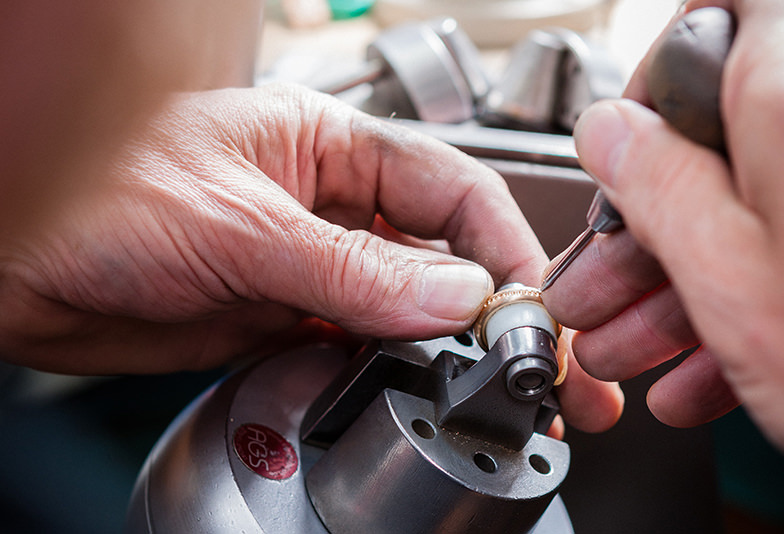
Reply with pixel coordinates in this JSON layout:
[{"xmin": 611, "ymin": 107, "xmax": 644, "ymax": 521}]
[
  {"xmin": 542, "ymin": 0, "xmax": 784, "ymax": 449},
  {"xmin": 0, "ymin": 83, "xmax": 605, "ymax": 431},
  {"xmin": 0, "ymin": 84, "xmax": 505, "ymax": 372},
  {"xmin": 0, "ymin": 83, "xmax": 622, "ymax": 434}
]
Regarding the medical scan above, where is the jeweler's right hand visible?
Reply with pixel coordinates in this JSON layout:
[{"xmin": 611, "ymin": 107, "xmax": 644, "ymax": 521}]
[{"xmin": 543, "ymin": 0, "xmax": 784, "ymax": 450}]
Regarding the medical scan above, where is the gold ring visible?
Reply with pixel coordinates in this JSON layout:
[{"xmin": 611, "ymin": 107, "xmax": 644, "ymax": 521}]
[{"xmin": 473, "ymin": 285, "xmax": 562, "ymax": 351}]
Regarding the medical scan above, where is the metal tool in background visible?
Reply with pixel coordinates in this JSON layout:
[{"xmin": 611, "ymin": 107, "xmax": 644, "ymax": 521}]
[
  {"xmin": 307, "ymin": 17, "xmax": 624, "ymax": 257},
  {"xmin": 125, "ymin": 284, "xmax": 573, "ymax": 533},
  {"xmin": 541, "ymin": 6, "xmax": 735, "ymax": 291},
  {"xmin": 481, "ymin": 26, "xmax": 624, "ymax": 133},
  {"xmin": 317, "ymin": 17, "xmax": 490, "ymax": 124},
  {"xmin": 317, "ymin": 17, "xmax": 624, "ymax": 133}
]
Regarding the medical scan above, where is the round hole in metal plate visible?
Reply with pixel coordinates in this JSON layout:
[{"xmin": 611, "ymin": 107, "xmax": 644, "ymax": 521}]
[
  {"xmin": 474, "ymin": 452, "xmax": 498, "ymax": 473},
  {"xmin": 453, "ymin": 333, "xmax": 474, "ymax": 347},
  {"xmin": 529, "ymin": 454, "xmax": 551, "ymax": 475},
  {"xmin": 411, "ymin": 418, "xmax": 436, "ymax": 439}
]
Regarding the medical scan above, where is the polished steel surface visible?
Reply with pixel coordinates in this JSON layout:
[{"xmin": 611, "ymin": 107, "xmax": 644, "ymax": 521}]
[
  {"xmin": 319, "ymin": 18, "xmax": 486, "ymax": 123},
  {"xmin": 300, "ymin": 335, "xmax": 486, "ymax": 447},
  {"xmin": 435, "ymin": 327, "xmax": 558, "ymax": 450},
  {"xmin": 301, "ymin": 290, "xmax": 568, "ymax": 532},
  {"xmin": 127, "ymin": 338, "xmax": 573, "ymax": 533},
  {"xmin": 125, "ymin": 346, "xmax": 348, "ymax": 533},
  {"xmin": 553, "ymin": 28, "xmax": 625, "ymax": 130},
  {"xmin": 389, "ymin": 118, "xmax": 581, "ymax": 168},
  {"xmin": 307, "ymin": 389, "xmax": 570, "ymax": 534},
  {"xmin": 367, "ymin": 20, "xmax": 475, "ymax": 122},
  {"xmin": 483, "ymin": 28, "xmax": 624, "ymax": 132},
  {"xmin": 430, "ymin": 17, "xmax": 490, "ymax": 108},
  {"xmin": 483, "ymin": 30, "xmax": 565, "ymax": 131}
]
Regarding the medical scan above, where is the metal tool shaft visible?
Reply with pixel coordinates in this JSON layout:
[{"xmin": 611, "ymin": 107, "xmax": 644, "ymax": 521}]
[
  {"xmin": 318, "ymin": 58, "xmax": 386, "ymax": 95},
  {"xmin": 540, "ymin": 7, "xmax": 735, "ymax": 291},
  {"xmin": 540, "ymin": 227, "xmax": 595, "ymax": 291}
]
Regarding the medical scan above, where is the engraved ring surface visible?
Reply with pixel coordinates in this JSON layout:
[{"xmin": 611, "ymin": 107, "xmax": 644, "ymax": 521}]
[{"xmin": 473, "ymin": 285, "xmax": 567, "ymax": 385}]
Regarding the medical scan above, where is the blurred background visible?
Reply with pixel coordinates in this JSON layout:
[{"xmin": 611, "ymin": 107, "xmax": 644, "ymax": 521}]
[{"xmin": 2, "ymin": 1, "xmax": 783, "ymax": 533}]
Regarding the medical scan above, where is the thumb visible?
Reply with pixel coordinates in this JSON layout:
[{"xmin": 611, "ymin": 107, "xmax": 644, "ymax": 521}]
[
  {"xmin": 573, "ymin": 99, "xmax": 737, "ymax": 267},
  {"xmin": 572, "ymin": 99, "xmax": 784, "ymax": 446},
  {"xmin": 246, "ymin": 208, "xmax": 495, "ymax": 340}
]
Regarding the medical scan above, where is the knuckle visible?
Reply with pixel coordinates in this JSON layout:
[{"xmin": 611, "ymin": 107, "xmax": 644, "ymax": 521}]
[{"xmin": 318, "ymin": 228, "xmax": 413, "ymax": 330}]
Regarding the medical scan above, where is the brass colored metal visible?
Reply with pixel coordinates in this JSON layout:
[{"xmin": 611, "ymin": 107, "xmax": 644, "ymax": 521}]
[
  {"xmin": 554, "ymin": 336, "xmax": 569, "ymax": 387},
  {"xmin": 473, "ymin": 286, "xmax": 562, "ymax": 351}
]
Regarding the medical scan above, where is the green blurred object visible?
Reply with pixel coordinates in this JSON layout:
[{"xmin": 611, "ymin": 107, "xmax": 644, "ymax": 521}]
[
  {"xmin": 329, "ymin": 0, "xmax": 374, "ymax": 19},
  {"xmin": 712, "ymin": 407, "xmax": 784, "ymax": 526}
]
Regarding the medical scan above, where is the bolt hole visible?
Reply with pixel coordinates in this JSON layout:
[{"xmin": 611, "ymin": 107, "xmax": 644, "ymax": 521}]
[
  {"xmin": 474, "ymin": 452, "xmax": 497, "ymax": 474},
  {"xmin": 529, "ymin": 454, "xmax": 551, "ymax": 475},
  {"xmin": 411, "ymin": 418, "xmax": 436, "ymax": 440},
  {"xmin": 515, "ymin": 373, "xmax": 545, "ymax": 393},
  {"xmin": 453, "ymin": 333, "xmax": 473, "ymax": 347}
]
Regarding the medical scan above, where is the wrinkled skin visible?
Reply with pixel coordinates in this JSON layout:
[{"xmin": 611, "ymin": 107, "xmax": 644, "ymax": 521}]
[
  {"xmin": 0, "ymin": 85, "xmax": 524, "ymax": 372},
  {"xmin": 0, "ymin": 84, "xmax": 622, "ymax": 434},
  {"xmin": 1, "ymin": 1, "xmax": 625, "ymax": 436},
  {"xmin": 542, "ymin": 0, "xmax": 784, "ymax": 450}
]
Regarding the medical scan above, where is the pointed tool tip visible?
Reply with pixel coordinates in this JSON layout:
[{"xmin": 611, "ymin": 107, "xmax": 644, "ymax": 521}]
[
  {"xmin": 540, "ymin": 261, "xmax": 567, "ymax": 292},
  {"xmin": 539, "ymin": 227, "xmax": 597, "ymax": 292},
  {"xmin": 540, "ymin": 273, "xmax": 557, "ymax": 292}
]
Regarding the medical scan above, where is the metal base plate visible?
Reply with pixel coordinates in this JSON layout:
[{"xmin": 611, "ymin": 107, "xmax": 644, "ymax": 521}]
[{"xmin": 128, "ymin": 344, "xmax": 573, "ymax": 533}]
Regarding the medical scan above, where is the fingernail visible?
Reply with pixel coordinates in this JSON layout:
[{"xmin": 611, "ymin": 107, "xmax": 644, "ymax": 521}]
[
  {"xmin": 574, "ymin": 102, "xmax": 632, "ymax": 188},
  {"xmin": 418, "ymin": 264, "xmax": 494, "ymax": 321}
]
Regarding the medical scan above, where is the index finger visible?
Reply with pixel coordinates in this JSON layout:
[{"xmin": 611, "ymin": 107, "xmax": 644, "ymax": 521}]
[{"xmin": 542, "ymin": 229, "xmax": 667, "ymax": 330}]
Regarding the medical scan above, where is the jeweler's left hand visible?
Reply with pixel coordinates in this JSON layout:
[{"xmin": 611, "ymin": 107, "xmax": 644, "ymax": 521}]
[{"xmin": 0, "ymin": 83, "xmax": 622, "ymax": 434}]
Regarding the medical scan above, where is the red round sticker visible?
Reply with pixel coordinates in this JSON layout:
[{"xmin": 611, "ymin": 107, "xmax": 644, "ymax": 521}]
[{"xmin": 233, "ymin": 423, "xmax": 299, "ymax": 480}]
